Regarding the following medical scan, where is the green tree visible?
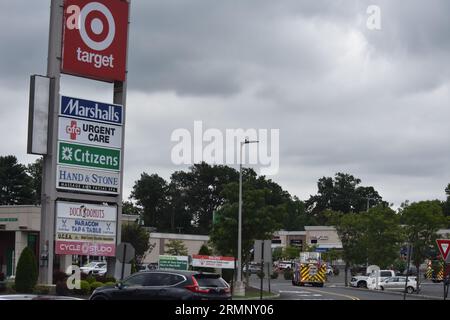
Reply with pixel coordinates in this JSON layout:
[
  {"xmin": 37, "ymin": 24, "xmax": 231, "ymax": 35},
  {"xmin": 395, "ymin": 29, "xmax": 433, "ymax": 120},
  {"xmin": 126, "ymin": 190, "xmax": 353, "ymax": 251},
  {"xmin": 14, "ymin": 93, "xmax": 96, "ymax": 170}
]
[
  {"xmin": 15, "ymin": 247, "xmax": 38, "ymax": 293},
  {"xmin": 130, "ymin": 173, "xmax": 169, "ymax": 229},
  {"xmin": 333, "ymin": 211, "xmax": 367, "ymax": 286},
  {"xmin": 210, "ymin": 173, "xmax": 285, "ymax": 274},
  {"xmin": 165, "ymin": 239, "xmax": 188, "ymax": 256},
  {"xmin": 322, "ymin": 248, "xmax": 342, "ymax": 265},
  {"xmin": 121, "ymin": 223, "xmax": 151, "ymax": 263},
  {"xmin": 122, "ymin": 201, "xmax": 142, "ymax": 216},
  {"xmin": 0, "ymin": 155, "xmax": 33, "ymax": 205},
  {"xmin": 305, "ymin": 173, "xmax": 386, "ymax": 223},
  {"xmin": 272, "ymin": 247, "xmax": 283, "ymax": 261},
  {"xmin": 26, "ymin": 157, "xmax": 42, "ymax": 205},
  {"xmin": 198, "ymin": 244, "xmax": 212, "ymax": 256},
  {"xmin": 363, "ymin": 206, "xmax": 404, "ymax": 268},
  {"xmin": 283, "ymin": 246, "xmax": 300, "ymax": 260},
  {"xmin": 281, "ymin": 197, "xmax": 312, "ymax": 230},
  {"xmin": 401, "ymin": 200, "xmax": 447, "ymax": 282},
  {"xmin": 169, "ymin": 163, "xmax": 239, "ymax": 234},
  {"xmin": 441, "ymin": 184, "xmax": 450, "ymax": 223}
]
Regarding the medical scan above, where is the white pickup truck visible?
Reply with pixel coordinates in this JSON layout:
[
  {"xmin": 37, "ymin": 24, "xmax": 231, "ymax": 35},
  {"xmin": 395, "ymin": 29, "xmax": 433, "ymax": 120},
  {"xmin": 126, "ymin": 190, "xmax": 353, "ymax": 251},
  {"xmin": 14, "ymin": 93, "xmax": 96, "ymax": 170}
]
[
  {"xmin": 366, "ymin": 270, "xmax": 397, "ymax": 290},
  {"xmin": 351, "ymin": 270, "xmax": 396, "ymax": 289}
]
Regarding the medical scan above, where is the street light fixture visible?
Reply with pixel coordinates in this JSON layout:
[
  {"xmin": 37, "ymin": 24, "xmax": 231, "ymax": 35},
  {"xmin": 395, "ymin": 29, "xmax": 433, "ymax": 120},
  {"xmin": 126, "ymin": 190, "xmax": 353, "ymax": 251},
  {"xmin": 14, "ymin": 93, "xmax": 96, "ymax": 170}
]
[{"xmin": 234, "ymin": 138, "xmax": 259, "ymax": 297}]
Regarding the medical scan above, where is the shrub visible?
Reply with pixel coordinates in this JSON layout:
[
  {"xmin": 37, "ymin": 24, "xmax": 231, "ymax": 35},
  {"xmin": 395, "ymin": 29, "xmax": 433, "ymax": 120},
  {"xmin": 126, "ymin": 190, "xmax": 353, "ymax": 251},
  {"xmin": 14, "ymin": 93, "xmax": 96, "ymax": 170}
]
[
  {"xmin": 104, "ymin": 275, "xmax": 116, "ymax": 283},
  {"xmin": 256, "ymin": 271, "xmax": 265, "ymax": 279},
  {"xmin": 15, "ymin": 247, "xmax": 38, "ymax": 293},
  {"xmin": 56, "ymin": 280, "xmax": 69, "ymax": 296},
  {"xmin": 33, "ymin": 285, "xmax": 50, "ymax": 295},
  {"xmin": 270, "ymin": 272, "xmax": 279, "ymax": 279},
  {"xmin": 75, "ymin": 280, "xmax": 91, "ymax": 296},
  {"xmin": 86, "ymin": 275, "xmax": 96, "ymax": 284},
  {"xmin": 80, "ymin": 273, "xmax": 89, "ymax": 281},
  {"xmin": 94, "ymin": 275, "xmax": 107, "ymax": 283},
  {"xmin": 90, "ymin": 281, "xmax": 105, "ymax": 291},
  {"xmin": 53, "ymin": 271, "xmax": 68, "ymax": 284},
  {"xmin": 283, "ymin": 269, "xmax": 293, "ymax": 280},
  {"xmin": 104, "ymin": 281, "xmax": 116, "ymax": 287}
]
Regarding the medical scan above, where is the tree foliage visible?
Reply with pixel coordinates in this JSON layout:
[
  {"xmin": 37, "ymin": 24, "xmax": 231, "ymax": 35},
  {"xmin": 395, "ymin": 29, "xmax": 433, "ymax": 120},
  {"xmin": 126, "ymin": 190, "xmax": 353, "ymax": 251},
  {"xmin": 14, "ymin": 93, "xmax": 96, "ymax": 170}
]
[
  {"xmin": 26, "ymin": 157, "xmax": 42, "ymax": 205},
  {"xmin": 306, "ymin": 173, "xmax": 386, "ymax": 223},
  {"xmin": 165, "ymin": 239, "xmax": 188, "ymax": 256},
  {"xmin": 121, "ymin": 223, "xmax": 150, "ymax": 263},
  {"xmin": 15, "ymin": 247, "xmax": 38, "ymax": 293},
  {"xmin": 401, "ymin": 200, "xmax": 447, "ymax": 272},
  {"xmin": 210, "ymin": 171, "xmax": 285, "ymax": 265},
  {"xmin": 130, "ymin": 163, "xmax": 302, "ymax": 234},
  {"xmin": 0, "ymin": 155, "xmax": 33, "ymax": 205}
]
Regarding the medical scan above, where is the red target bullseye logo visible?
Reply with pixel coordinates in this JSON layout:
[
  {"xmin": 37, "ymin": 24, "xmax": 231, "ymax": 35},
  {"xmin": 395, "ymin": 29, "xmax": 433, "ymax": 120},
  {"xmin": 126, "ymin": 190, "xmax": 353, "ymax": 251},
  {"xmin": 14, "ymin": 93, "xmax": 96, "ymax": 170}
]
[
  {"xmin": 62, "ymin": 0, "xmax": 129, "ymax": 82},
  {"xmin": 79, "ymin": 2, "xmax": 115, "ymax": 51}
]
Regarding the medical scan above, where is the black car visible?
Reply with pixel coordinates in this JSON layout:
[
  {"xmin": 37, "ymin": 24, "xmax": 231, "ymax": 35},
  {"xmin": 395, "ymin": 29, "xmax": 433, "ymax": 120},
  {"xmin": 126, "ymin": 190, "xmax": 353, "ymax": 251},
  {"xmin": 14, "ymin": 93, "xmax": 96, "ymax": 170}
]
[{"xmin": 89, "ymin": 270, "xmax": 231, "ymax": 300}]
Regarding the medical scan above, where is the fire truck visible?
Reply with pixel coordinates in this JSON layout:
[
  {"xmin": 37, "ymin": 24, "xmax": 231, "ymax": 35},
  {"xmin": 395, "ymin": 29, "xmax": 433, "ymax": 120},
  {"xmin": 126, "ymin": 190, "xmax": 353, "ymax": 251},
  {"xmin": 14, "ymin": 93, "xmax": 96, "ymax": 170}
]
[
  {"xmin": 292, "ymin": 252, "xmax": 327, "ymax": 287},
  {"xmin": 425, "ymin": 257, "xmax": 450, "ymax": 283}
]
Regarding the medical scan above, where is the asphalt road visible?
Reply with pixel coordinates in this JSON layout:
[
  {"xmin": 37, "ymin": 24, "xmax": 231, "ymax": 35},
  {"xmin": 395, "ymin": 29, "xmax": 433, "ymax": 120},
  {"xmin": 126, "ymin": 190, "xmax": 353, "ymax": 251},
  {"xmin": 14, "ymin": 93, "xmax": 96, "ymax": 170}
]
[{"xmin": 248, "ymin": 273, "xmax": 447, "ymax": 300}]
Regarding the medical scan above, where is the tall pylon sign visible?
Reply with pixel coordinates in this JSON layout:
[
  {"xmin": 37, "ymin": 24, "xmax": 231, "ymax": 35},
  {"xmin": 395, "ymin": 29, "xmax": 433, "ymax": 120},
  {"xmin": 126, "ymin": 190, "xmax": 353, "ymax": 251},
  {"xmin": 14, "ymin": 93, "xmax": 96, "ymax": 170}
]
[{"xmin": 27, "ymin": 0, "xmax": 130, "ymax": 284}]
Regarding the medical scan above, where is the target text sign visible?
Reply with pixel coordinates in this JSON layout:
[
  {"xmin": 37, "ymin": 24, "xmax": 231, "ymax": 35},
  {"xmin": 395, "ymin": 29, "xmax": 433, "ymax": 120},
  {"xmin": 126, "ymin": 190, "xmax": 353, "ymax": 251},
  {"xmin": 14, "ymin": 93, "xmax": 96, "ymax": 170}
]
[{"xmin": 61, "ymin": 0, "xmax": 129, "ymax": 82}]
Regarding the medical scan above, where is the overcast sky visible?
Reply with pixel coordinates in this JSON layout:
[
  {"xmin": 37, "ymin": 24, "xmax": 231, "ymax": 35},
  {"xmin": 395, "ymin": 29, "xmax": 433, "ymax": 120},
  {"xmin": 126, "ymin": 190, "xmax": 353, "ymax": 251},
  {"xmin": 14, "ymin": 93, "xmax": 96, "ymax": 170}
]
[{"xmin": 1, "ymin": 0, "xmax": 449, "ymax": 208}]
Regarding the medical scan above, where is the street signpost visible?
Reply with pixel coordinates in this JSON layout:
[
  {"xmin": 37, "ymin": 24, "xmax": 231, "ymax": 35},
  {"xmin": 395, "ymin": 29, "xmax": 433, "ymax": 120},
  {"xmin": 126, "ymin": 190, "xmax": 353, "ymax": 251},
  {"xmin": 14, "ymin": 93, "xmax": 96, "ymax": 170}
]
[
  {"xmin": 30, "ymin": 0, "xmax": 130, "ymax": 284},
  {"xmin": 436, "ymin": 239, "xmax": 450, "ymax": 263},
  {"xmin": 192, "ymin": 255, "xmax": 235, "ymax": 269},
  {"xmin": 158, "ymin": 255, "xmax": 189, "ymax": 271},
  {"xmin": 116, "ymin": 242, "xmax": 135, "ymax": 280},
  {"xmin": 254, "ymin": 240, "xmax": 273, "ymax": 299},
  {"xmin": 436, "ymin": 239, "xmax": 450, "ymax": 300}
]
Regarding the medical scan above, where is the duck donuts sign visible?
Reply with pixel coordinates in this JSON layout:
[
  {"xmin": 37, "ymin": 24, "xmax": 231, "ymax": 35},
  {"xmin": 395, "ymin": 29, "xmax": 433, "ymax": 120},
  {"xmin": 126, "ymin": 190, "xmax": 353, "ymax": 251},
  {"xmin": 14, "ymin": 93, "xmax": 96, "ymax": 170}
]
[{"xmin": 61, "ymin": 0, "xmax": 129, "ymax": 82}]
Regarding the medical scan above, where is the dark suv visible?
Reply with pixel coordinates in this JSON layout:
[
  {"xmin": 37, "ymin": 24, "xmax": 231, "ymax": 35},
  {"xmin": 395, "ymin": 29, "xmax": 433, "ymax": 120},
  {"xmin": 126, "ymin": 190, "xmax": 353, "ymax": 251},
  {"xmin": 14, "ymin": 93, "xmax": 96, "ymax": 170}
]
[{"xmin": 89, "ymin": 270, "xmax": 231, "ymax": 300}]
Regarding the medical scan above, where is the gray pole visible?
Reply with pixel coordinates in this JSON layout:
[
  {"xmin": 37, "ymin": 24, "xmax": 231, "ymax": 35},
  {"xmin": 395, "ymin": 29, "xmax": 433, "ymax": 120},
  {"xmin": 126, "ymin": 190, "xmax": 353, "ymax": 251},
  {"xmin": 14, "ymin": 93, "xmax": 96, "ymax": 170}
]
[
  {"xmin": 39, "ymin": 0, "xmax": 63, "ymax": 285},
  {"xmin": 403, "ymin": 243, "xmax": 412, "ymax": 300},
  {"xmin": 235, "ymin": 141, "xmax": 244, "ymax": 296}
]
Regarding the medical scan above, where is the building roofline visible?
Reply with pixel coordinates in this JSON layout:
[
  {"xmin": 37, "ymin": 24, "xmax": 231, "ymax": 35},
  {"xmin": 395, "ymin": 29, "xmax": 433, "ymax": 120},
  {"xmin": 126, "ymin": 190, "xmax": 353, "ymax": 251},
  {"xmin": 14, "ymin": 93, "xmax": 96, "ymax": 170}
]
[
  {"xmin": 304, "ymin": 226, "xmax": 336, "ymax": 231},
  {"xmin": 150, "ymin": 232, "xmax": 210, "ymax": 241}
]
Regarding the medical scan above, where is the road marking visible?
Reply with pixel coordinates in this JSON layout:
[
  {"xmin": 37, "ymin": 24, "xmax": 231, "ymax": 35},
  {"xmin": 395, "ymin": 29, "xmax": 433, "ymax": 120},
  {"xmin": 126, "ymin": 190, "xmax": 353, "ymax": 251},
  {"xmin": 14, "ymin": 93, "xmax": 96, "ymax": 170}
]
[{"xmin": 301, "ymin": 287, "xmax": 360, "ymax": 300}]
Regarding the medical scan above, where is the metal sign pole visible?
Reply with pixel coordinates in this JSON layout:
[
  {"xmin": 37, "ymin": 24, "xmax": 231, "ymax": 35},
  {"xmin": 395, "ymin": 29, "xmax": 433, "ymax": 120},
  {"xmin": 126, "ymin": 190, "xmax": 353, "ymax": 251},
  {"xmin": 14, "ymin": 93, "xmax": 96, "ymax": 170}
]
[
  {"xmin": 403, "ymin": 244, "xmax": 412, "ymax": 300},
  {"xmin": 444, "ymin": 262, "xmax": 448, "ymax": 300},
  {"xmin": 39, "ymin": 0, "xmax": 63, "ymax": 285},
  {"xmin": 260, "ymin": 241, "xmax": 264, "ymax": 300}
]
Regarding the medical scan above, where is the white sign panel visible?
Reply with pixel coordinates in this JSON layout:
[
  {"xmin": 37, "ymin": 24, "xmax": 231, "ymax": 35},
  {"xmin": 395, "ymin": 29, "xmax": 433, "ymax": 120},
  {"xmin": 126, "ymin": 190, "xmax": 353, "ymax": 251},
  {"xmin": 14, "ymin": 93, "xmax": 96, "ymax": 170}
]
[
  {"xmin": 56, "ymin": 165, "xmax": 120, "ymax": 194},
  {"xmin": 192, "ymin": 255, "xmax": 235, "ymax": 269},
  {"xmin": 58, "ymin": 116, "xmax": 122, "ymax": 149},
  {"xmin": 56, "ymin": 218, "xmax": 116, "ymax": 236},
  {"xmin": 56, "ymin": 201, "xmax": 117, "ymax": 222}
]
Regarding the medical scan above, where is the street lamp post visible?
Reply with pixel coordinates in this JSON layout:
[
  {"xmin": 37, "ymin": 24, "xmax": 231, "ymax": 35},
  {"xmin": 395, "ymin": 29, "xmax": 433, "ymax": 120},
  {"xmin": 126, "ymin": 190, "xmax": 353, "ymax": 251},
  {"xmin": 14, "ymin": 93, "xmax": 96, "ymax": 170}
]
[{"xmin": 234, "ymin": 138, "xmax": 259, "ymax": 297}]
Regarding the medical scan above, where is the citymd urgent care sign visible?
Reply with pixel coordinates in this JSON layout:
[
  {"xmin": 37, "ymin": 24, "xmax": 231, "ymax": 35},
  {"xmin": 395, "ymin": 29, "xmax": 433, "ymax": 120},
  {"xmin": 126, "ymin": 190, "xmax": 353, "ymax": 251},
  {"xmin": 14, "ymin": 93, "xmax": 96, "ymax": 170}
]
[
  {"xmin": 57, "ymin": 165, "xmax": 120, "ymax": 194},
  {"xmin": 55, "ymin": 201, "xmax": 117, "ymax": 256},
  {"xmin": 61, "ymin": 0, "xmax": 129, "ymax": 82}
]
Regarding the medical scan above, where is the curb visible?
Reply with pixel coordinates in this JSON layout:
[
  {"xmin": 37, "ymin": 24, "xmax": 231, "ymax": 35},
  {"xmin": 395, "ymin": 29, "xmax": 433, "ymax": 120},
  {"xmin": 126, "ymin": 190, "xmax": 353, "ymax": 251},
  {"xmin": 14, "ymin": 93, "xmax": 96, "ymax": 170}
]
[
  {"xmin": 232, "ymin": 293, "xmax": 281, "ymax": 300},
  {"xmin": 232, "ymin": 287, "xmax": 281, "ymax": 300},
  {"xmin": 334, "ymin": 285, "xmax": 442, "ymax": 300}
]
